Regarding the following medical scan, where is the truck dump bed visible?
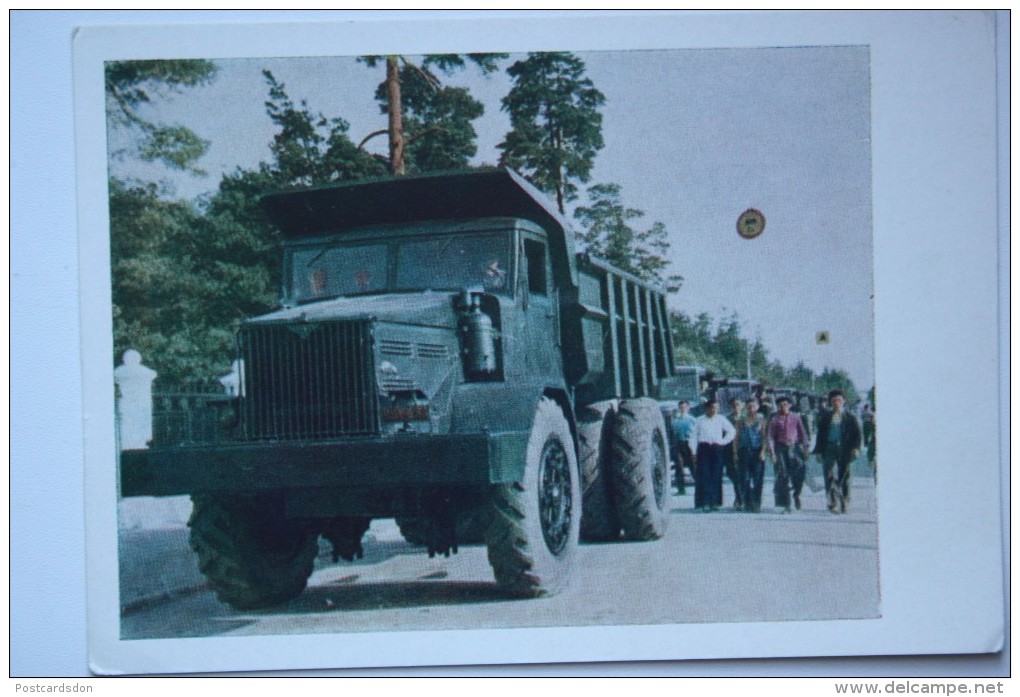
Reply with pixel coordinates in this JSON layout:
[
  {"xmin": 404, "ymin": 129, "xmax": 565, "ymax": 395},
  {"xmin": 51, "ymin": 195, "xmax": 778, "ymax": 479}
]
[{"xmin": 565, "ymin": 254, "xmax": 675, "ymax": 406}]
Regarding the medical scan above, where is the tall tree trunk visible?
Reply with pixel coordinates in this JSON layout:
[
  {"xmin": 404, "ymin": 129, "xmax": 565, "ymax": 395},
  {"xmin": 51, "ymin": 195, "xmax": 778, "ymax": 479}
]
[
  {"xmin": 554, "ymin": 127, "xmax": 565, "ymax": 214},
  {"xmin": 386, "ymin": 56, "xmax": 405, "ymax": 176}
]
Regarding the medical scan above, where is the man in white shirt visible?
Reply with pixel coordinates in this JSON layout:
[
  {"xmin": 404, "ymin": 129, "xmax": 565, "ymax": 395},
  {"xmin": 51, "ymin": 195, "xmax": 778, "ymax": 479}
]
[{"xmin": 689, "ymin": 399, "xmax": 736, "ymax": 512}]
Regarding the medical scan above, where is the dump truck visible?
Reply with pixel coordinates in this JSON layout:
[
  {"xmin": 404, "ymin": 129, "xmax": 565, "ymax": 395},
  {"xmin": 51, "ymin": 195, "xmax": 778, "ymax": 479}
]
[{"xmin": 120, "ymin": 168, "xmax": 677, "ymax": 609}]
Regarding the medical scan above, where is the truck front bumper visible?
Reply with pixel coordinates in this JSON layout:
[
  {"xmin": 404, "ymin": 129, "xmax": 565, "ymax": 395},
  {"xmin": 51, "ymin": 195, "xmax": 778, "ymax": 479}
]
[{"xmin": 119, "ymin": 431, "xmax": 530, "ymax": 497}]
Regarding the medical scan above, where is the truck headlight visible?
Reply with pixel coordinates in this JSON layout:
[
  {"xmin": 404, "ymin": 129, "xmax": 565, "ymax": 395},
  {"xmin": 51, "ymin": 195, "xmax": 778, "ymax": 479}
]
[{"xmin": 379, "ymin": 390, "xmax": 431, "ymax": 433}]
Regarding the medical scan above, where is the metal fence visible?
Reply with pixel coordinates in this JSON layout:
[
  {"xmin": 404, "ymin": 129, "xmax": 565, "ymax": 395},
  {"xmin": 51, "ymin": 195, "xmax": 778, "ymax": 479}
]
[{"xmin": 150, "ymin": 379, "xmax": 233, "ymax": 447}]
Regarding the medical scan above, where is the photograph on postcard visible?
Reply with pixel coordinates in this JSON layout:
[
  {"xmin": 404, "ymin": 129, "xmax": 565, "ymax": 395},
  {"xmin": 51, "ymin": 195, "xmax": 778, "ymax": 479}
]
[{"xmin": 105, "ymin": 45, "xmax": 880, "ymax": 643}]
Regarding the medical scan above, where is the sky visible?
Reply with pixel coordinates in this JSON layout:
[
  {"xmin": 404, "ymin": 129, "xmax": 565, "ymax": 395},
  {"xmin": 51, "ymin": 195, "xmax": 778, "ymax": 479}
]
[{"xmin": 111, "ymin": 47, "xmax": 875, "ymax": 391}]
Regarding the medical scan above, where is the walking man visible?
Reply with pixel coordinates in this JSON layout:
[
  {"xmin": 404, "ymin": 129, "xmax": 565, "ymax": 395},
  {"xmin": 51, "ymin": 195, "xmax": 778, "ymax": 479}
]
[
  {"xmin": 726, "ymin": 397, "xmax": 744, "ymax": 510},
  {"xmin": 689, "ymin": 399, "xmax": 735, "ymax": 512},
  {"xmin": 792, "ymin": 400, "xmax": 813, "ymax": 501},
  {"xmin": 734, "ymin": 397, "xmax": 768, "ymax": 512},
  {"xmin": 862, "ymin": 404, "xmax": 877, "ymax": 483},
  {"xmin": 767, "ymin": 395, "xmax": 809, "ymax": 513},
  {"xmin": 671, "ymin": 400, "xmax": 696, "ymax": 495},
  {"xmin": 813, "ymin": 389, "xmax": 863, "ymax": 513}
]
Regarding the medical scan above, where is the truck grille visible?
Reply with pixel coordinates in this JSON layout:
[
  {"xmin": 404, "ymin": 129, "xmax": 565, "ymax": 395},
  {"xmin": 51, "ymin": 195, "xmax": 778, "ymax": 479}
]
[{"xmin": 238, "ymin": 320, "xmax": 379, "ymax": 440}]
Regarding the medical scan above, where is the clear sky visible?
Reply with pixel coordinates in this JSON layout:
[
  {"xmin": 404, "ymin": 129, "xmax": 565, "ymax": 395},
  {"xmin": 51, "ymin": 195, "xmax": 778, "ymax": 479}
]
[{"xmin": 112, "ymin": 47, "xmax": 875, "ymax": 390}]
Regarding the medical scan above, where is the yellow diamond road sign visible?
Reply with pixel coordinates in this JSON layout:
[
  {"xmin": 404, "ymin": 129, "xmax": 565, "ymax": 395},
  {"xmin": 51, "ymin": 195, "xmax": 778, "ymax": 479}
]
[{"xmin": 816, "ymin": 331, "xmax": 830, "ymax": 345}]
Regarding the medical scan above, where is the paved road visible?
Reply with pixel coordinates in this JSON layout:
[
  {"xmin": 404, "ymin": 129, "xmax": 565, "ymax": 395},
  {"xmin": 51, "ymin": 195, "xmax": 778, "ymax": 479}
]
[{"xmin": 121, "ymin": 474, "xmax": 880, "ymax": 640}]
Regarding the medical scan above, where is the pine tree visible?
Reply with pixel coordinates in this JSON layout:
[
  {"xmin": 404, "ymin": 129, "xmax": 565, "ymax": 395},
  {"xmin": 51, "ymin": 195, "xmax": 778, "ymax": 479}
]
[
  {"xmin": 261, "ymin": 70, "xmax": 384, "ymax": 186},
  {"xmin": 359, "ymin": 54, "xmax": 505, "ymax": 175},
  {"xmin": 105, "ymin": 60, "xmax": 217, "ymax": 174},
  {"xmin": 499, "ymin": 52, "xmax": 605, "ymax": 213},
  {"xmin": 573, "ymin": 182, "xmax": 682, "ymax": 290}
]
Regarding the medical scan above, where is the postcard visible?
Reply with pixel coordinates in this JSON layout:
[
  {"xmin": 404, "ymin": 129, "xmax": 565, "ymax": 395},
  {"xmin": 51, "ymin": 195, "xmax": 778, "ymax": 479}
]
[{"xmin": 71, "ymin": 10, "xmax": 1003, "ymax": 675}]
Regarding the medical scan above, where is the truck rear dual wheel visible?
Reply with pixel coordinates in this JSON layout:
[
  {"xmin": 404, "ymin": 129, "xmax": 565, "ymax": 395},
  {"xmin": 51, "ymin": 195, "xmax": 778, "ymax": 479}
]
[
  {"xmin": 486, "ymin": 397, "xmax": 580, "ymax": 598},
  {"xmin": 188, "ymin": 495, "xmax": 319, "ymax": 610},
  {"xmin": 577, "ymin": 402, "xmax": 621, "ymax": 542},
  {"xmin": 611, "ymin": 398, "xmax": 671, "ymax": 541}
]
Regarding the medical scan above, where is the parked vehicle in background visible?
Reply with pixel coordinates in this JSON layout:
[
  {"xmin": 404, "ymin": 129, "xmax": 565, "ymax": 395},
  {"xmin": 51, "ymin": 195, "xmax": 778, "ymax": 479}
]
[
  {"xmin": 656, "ymin": 365, "xmax": 709, "ymax": 489},
  {"xmin": 715, "ymin": 379, "xmax": 762, "ymax": 418}
]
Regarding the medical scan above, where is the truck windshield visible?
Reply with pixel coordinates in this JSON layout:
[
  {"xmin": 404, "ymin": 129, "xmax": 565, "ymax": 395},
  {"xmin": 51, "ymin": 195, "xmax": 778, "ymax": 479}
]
[
  {"xmin": 396, "ymin": 234, "xmax": 510, "ymax": 293},
  {"xmin": 288, "ymin": 232, "xmax": 512, "ymax": 303},
  {"xmin": 291, "ymin": 243, "xmax": 389, "ymax": 302}
]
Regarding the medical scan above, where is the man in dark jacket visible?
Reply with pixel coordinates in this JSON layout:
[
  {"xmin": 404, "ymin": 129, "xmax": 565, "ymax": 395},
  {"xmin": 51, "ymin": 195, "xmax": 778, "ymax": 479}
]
[{"xmin": 813, "ymin": 389, "xmax": 862, "ymax": 514}]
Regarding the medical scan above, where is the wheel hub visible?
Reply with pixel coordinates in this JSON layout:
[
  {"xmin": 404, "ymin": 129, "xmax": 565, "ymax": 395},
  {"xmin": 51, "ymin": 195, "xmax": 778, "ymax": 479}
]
[{"xmin": 539, "ymin": 435, "xmax": 572, "ymax": 555}]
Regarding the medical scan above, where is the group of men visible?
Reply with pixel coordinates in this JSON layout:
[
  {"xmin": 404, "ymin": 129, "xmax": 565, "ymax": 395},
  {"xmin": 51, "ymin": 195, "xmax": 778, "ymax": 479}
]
[{"xmin": 670, "ymin": 388, "xmax": 863, "ymax": 515}]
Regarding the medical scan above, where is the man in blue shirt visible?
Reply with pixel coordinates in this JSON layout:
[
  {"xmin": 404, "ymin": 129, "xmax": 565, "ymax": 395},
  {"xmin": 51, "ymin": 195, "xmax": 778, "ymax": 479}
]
[
  {"xmin": 670, "ymin": 400, "xmax": 696, "ymax": 495},
  {"xmin": 734, "ymin": 397, "xmax": 768, "ymax": 512}
]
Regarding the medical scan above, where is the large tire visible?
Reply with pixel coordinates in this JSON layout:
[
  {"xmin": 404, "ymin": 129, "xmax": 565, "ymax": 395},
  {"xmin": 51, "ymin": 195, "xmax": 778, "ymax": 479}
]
[
  {"xmin": 486, "ymin": 397, "xmax": 581, "ymax": 597},
  {"xmin": 456, "ymin": 506, "xmax": 493, "ymax": 544},
  {"xmin": 188, "ymin": 494, "xmax": 319, "ymax": 610},
  {"xmin": 395, "ymin": 517, "xmax": 431, "ymax": 547},
  {"xmin": 611, "ymin": 398, "xmax": 671, "ymax": 541},
  {"xmin": 395, "ymin": 507, "xmax": 491, "ymax": 549},
  {"xmin": 577, "ymin": 401, "xmax": 621, "ymax": 542}
]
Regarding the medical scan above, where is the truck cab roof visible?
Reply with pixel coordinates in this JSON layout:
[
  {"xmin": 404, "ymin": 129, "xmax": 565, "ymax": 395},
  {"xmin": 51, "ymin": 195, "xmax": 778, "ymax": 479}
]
[{"xmin": 261, "ymin": 168, "xmax": 579, "ymax": 286}]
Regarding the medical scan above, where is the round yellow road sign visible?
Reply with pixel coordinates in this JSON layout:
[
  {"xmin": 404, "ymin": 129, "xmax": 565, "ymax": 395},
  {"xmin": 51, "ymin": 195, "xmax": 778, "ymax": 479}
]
[{"xmin": 737, "ymin": 208, "xmax": 766, "ymax": 239}]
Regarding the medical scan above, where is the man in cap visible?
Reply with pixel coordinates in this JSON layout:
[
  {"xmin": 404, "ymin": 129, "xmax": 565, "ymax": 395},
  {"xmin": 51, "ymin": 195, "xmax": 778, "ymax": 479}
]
[
  {"xmin": 767, "ymin": 394, "xmax": 810, "ymax": 513},
  {"xmin": 688, "ymin": 399, "xmax": 735, "ymax": 512},
  {"xmin": 812, "ymin": 389, "xmax": 863, "ymax": 513}
]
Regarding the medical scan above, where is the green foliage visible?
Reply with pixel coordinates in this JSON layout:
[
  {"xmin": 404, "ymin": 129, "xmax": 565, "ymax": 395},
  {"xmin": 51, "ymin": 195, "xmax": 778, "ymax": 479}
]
[
  {"xmin": 105, "ymin": 59, "xmax": 217, "ymax": 174},
  {"xmin": 111, "ymin": 70, "xmax": 385, "ymax": 382},
  {"xmin": 360, "ymin": 53, "xmax": 505, "ymax": 76},
  {"xmin": 422, "ymin": 54, "xmax": 506, "ymax": 75},
  {"xmin": 373, "ymin": 61, "xmax": 486, "ymax": 173},
  {"xmin": 670, "ymin": 311, "xmax": 719, "ymax": 372},
  {"xmin": 499, "ymin": 52, "xmax": 605, "ymax": 213},
  {"xmin": 668, "ymin": 309, "xmax": 861, "ymax": 401},
  {"xmin": 361, "ymin": 53, "xmax": 506, "ymax": 174},
  {"xmin": 205, "ymin": 71, "xmax": 386, "ymax": 298},
  {"xmin": 574, "ymin": 183, "xmax": 682, "ymax": 290},
  {"xmin": 815, "ymin": 368, "xmax": 859, "ymax": 404},
  {"xmin": 262, "ymin": 70, "xmax": 385, "ymax": 185},
  {"xmin": 110, "ymin": 179, "xmax": 274, "ymax": 383}
]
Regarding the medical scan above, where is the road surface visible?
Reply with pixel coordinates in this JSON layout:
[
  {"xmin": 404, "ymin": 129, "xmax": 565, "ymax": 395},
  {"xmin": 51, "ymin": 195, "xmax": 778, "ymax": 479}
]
[{"xmin": 121, "ymin": 474, "xmax": 880, "ymax": 640}]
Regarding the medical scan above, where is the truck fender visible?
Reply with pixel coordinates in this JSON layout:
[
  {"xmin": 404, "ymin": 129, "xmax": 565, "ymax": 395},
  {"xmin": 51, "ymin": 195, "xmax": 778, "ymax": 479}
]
[{"xmin": 450, "ymin": 382, "xmax": 576, "ymax": 484}]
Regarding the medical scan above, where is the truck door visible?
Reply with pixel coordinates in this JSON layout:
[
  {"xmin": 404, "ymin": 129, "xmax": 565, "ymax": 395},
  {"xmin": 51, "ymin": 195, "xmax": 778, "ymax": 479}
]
[{"xmin": 521, "ymin": 236, "xmax": 559, "ymax": 377}]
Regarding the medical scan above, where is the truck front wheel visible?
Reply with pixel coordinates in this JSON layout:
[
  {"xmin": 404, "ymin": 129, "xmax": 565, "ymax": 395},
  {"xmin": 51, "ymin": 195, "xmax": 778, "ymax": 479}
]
[
  {"xmin": 611, "ymin": 398, "xmax": 671, "ymax": 540},
  {"xmin": 486, "ymin": 397, "xmax": 580, "ymax": 597},
  {"xmin": 188, "ymin": 494, "xmax": 319, "ymax": 610}
]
